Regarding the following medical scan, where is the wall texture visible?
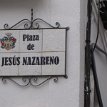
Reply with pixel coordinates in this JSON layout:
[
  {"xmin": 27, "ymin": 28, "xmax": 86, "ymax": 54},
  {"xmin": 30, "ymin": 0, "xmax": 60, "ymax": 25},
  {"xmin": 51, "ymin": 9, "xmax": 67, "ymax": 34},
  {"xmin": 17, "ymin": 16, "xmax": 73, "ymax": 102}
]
[{"xmin": 0, "ymin": 0, "xmax": 85, "ymax": 107}]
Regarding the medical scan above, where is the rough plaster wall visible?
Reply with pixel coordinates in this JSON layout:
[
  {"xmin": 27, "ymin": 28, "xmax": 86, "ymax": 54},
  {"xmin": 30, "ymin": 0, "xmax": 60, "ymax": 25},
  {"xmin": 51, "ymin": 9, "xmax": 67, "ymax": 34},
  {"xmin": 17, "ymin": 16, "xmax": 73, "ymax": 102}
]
[{"xmin": 0, "ymin": 0, "xmax": 84, "ymax": 107}]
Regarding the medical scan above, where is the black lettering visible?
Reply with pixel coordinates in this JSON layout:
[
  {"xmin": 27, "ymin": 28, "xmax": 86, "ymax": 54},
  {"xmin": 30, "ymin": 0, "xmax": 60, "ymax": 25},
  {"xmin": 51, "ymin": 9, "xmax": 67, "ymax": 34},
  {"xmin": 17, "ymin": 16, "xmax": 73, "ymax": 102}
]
[
  {"xmin": 50, "ymin": 56, "xmax": 54, "ymax": 65},
  {"xmin": 28, "ymin": 57, "xmax": 31, "ymax": 65},
  {"xmin": 28, "ymin": 35, "xmax": 32, "ymax": 41},
  {"xmin": 23, "ymin": 57, "xmax": 27, "ymax": 65},
  {"xmin": 33, "ymin": 35, "xmax": 39, "ymax": 41},
  {"xmin": 9, "ymin": 57, "xmax": 12, "ymax": 65},
  {"xmin": 36, "ymin": 57, "xmax": 40, "ymax": 65},
  {"xmin": 54, "ymin": 56, "xmax": 59, "ymax": 65},
  {"xmin": 5, "ymin": 57, "xmax": 9, "ymax": 66},
  {"xmin": 17, "ymin": 57, "xmax": 20, "ymax": 65},
  {"xmin": 23, "ymin": 34, "xmax": 39, "ymax": 41},
  {"xmin": 23, "ymin": 34, "xmax": 27, "ymax": 41},
  {"xmin": 32, "ymin": 57, "xmax": 35, "ymax": 65},
  {"xmin": 27, "ymin": 44, "xmax": 34, "ymax": 50},
  {"xmin": 13, "ymin": 56, "xmax": 16, "ymax": 65},
  {"xmin": 36, "ymin": 35, "xmax": 39, "ymax": 40},
  {"xmin": 46, "ymin": 57, "xmax": 49, "ymax": 65},
  {"xmin": 1, "ymin": 57, "xmax": 4, "ymax": 66},
  {"xmin": 41, "ymin": 57, "xmax": 46, "ymax": 65}
]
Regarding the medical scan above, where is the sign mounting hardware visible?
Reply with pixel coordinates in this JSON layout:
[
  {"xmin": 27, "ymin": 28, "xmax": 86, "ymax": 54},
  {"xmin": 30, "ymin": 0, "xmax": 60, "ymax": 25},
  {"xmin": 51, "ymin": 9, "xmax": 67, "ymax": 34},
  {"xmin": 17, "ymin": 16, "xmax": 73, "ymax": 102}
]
[{"xmin": 0, "ymin": 9, "xmax": 69, "ymax": 87}]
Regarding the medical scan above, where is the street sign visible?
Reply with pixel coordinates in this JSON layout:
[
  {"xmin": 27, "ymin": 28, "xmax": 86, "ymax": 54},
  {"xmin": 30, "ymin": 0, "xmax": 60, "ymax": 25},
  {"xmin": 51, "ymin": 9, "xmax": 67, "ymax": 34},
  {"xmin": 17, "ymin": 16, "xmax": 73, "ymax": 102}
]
[{"xmin": 0, "ymin": 29, "xmax": 67, "ymax": 76}]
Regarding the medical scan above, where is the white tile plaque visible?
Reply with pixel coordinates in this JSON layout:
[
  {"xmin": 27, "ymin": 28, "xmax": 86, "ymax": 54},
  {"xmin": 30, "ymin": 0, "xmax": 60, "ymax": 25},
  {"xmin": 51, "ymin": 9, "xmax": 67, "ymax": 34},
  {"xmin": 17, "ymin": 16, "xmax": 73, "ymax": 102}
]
[
  {"xmin": 19, "ymin": 53, "xmax": 42, "ymax": 76},
  {"xmin": 42, "ymin": 52, "xmax": 65, "ymax": 75},
  {"xmin": 0, "ymin": 53, "xmax": 19, "ymax": 76},
  {"xmin": 0, "ymin": 29, "xmax": 67, "ymax": 76},
  {"xmin": 43, "ymin": 29, "xmax": 66, "ymax": 51},
  {"xmin": 20, "ymin": 30, "xmax": 42, "ymax": 52}
]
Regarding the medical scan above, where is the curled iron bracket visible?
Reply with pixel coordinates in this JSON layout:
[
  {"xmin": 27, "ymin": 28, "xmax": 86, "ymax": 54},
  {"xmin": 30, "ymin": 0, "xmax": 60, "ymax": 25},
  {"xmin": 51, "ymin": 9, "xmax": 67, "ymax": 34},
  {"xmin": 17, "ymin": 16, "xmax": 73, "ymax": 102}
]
[
  {"xmin": 2, "ymin": 76, "xmax": 59, "ymax": 87},
  {"xmin": 3, "ymin": 9, "xmax": 63, "ymax": 30}
]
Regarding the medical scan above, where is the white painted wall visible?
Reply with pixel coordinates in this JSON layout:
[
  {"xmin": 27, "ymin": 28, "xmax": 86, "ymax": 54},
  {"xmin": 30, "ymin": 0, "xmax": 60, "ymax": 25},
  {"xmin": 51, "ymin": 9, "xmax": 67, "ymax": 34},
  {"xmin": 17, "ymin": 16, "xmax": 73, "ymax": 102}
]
[{"xmin": 0, "ymin": 0, "xmax": 85, "ymax": 107}]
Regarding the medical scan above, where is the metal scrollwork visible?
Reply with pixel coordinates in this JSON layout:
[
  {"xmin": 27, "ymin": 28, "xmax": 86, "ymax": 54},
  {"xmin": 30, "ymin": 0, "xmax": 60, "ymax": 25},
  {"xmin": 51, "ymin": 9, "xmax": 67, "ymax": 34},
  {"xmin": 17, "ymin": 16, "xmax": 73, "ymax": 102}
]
[
  {"xmin": 55, "ymin": 22, "xmax": 60, "ymax": 28},
  {"xmin": 53, "ymin": 77, "xmax": 59, "ymax": 83},
  {"xmin": 2, "ymin": 77, "xmax": 59, "ymax": 87},
  {"xmin": 4, "ymin": 19, "xmax": 31, "ymax": 30},
  {"xmin": 4, "ymin": 24, "xmax": 10, "ymax": 29},
  {"xmin": 33, "ymin": 22, "xmax": 40, "ymax": 29},
  {"xmin": 2, "ymin": 77, "xmax": 30, "ymax": 87},
  {"xmin": 24, "ymin": 22, "xmax": 31, "ymax": 29},
  {"xmin": 3, "ymin": 9, "xmax": 61, "ymax": 29}
]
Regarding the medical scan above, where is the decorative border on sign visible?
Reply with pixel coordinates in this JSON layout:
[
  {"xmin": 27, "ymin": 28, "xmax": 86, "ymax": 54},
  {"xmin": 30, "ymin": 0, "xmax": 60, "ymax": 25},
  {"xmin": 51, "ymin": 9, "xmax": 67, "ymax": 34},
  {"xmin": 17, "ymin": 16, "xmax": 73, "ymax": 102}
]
[{"xmin": 0, "ymin": 9, "xmax": 69, "ymax": 87}]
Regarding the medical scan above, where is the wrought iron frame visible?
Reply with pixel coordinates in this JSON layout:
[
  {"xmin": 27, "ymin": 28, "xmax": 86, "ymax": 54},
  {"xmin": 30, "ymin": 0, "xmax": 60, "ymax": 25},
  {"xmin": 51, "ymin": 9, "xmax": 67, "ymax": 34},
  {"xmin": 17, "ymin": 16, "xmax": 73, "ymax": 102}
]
[{"xmin": 0, "ymin": 9, "xmax": 69, "ymax": 87}]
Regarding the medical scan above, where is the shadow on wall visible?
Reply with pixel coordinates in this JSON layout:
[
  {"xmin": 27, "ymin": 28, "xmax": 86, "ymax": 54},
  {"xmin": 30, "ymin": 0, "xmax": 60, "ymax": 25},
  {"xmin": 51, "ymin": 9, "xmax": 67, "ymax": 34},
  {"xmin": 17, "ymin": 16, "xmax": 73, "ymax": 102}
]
[
  {"xmin": 0, "ymin": 0, "xmax": 51, "ymax": 29},
  {"xmin": 0, "ymin": 0, "xmax": 48, "ymax": 10}
]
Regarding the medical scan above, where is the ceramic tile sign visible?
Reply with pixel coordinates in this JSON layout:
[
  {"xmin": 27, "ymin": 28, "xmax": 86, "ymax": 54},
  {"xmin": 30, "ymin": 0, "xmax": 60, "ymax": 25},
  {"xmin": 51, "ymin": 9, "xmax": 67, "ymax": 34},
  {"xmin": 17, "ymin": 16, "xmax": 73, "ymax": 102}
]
[{"xmin": 0, "ymin": 29, "xmax": 67, "ymax": 76}]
